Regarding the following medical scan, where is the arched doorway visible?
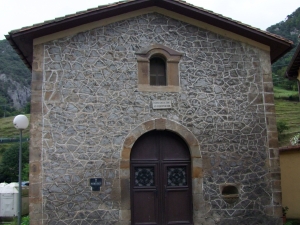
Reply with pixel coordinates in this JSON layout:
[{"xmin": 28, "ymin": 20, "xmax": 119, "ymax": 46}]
[{"xmin": 130, "ymin": 130, "xmax": 193, "ymax": 225}]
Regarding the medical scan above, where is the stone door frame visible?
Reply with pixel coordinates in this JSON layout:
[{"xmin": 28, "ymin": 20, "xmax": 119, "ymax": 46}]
[{"xmin": 120, "ymin": 118, "xmax": 202, "ymax": 223}]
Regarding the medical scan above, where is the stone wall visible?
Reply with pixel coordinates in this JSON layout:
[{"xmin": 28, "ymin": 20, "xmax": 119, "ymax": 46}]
[{"xmin": 30, "ymin": 12, "xmax": 281, "ymax": 224}]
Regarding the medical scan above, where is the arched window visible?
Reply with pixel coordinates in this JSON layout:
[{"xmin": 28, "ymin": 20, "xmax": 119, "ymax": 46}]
[
  {"xmin": 150, "ymin": 57, "xmax": 166, "ymax": 86},
  {"xmin": 136, "ymin": 44, "xmax": 182, "ymax": 92}
]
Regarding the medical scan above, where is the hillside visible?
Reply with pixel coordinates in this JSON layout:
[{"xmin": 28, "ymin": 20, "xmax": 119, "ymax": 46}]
[
  {"xmin": 274, "ymin": 87, "xmax": 300, "ymax": 146},
  {"xmin": 0, "ymin": 39, "xmax": 31, "ymax": 112},
  {"xmin": 267, "ymin": 7, "xmax": 300, "ymax": 45},
  {"xmin": 0, "ymin": 115, "xmax": 30, "ymax": 138},
  {"xmin": 276, "ymin": 99, "xmax": 300, "ymax": 145},
  {"xmin": 267, "ymin": 7, "xmax": 300, "ymax": 90},
  {"xmin": 0, "ymin": 114, "xmax": 30, "ymax": 163}
]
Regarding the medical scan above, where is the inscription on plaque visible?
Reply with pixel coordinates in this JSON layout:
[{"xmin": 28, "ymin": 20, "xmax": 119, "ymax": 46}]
[
  {"xmin": 90, "ymin": 178, "xmax": 102, "ymax": 191},
  {"xmin": 152, "ymin": 100, "xmax": 172, "ymax": 109}
]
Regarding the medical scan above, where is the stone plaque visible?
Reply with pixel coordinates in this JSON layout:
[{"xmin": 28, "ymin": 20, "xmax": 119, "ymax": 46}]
[
  {"xmin": 152, "ymin": 100, "xmax": 172, "ymax": 109},
  {"xmin": 90, "ymin": 178, "xmax": 102, "ymax": 191}
]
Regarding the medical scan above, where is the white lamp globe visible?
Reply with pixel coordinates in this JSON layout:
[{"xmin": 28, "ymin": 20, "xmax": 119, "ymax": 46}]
[{"xmin": 13, "ymin": 115, "xmax": 29, "ymax": 130}]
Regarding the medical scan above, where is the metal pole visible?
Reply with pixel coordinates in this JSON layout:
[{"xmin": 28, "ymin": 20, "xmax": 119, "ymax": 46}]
[{"xmin": 18, "ymin": 129, "xmax": 22, "ymax": 225}]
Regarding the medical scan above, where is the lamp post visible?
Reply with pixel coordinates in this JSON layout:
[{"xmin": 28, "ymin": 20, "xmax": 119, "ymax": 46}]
[{"xmin": 13, "ymin": 115, "xmax": 29, "ymax": 225}]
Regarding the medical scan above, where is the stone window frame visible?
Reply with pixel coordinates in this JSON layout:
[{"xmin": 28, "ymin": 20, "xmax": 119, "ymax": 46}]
[{"xmin": 136, "ymin": 44, "xmax": 182, "ymax": 92}]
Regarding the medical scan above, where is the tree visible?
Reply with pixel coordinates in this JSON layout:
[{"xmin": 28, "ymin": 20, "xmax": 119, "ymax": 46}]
[
  {"xmin": 0, "ymin": 142, "xmax": 29, "ymax": 182},
  {"xmin": 22, "ymin": 163, "xmax": 29, "ymax": 181},
  {"xmin": 24, "ymin": 102, "xmax": 31, "ymax": 114}
]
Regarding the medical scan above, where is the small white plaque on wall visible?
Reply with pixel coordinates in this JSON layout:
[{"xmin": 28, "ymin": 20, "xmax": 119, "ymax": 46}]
[{"xmin": 152, "ymin": 100, "xmax": 172, "ymax": 109}]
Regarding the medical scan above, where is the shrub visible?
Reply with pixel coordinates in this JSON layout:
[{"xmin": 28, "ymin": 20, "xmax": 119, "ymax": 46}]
[
  {"xmin": 22, "ymin": 215, "xmax": 30, "ymax": 225},
  {"xmin": 277, "ymin": 121, "xmax": 289, "ymax": 135}
]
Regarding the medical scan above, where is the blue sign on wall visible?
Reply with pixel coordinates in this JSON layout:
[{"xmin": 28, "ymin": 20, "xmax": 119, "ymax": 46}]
[{"xmin": 90, "ymin": 178, "xmax": 102, "ymax": 191}]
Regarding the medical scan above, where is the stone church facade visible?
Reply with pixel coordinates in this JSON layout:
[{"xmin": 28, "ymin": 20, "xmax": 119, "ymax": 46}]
[{"xmin": 6, "ymin": 1, "xmax": 293, "ymax": 224}]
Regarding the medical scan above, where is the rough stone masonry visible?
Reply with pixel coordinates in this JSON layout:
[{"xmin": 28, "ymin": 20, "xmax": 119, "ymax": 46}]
[{"xmin": 29, "ymin": 12, "xmax": 281, "ymax": 224}]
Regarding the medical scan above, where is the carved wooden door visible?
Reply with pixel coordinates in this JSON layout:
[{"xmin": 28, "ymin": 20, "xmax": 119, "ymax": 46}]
[{"xmin": 130, "ymin": 130, "xmax": 193, "ymax": 225}]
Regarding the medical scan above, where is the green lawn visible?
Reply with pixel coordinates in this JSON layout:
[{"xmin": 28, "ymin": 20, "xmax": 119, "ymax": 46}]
[
  {"xmin": 274, "ymin": 87, "xmax": 300, "ymax": 146},
  {"xmin": 274, "ymin": 86, "xmax": 299, "ymax": 100},
  {"xmin": 0, "ymin": 115, "xmax": 30, "ymax": 158},
  {"xmin": 275, "ymin": 99, "xmax": 300, "ymax": 146},
  {"xmin": 0, "ymin": 114, "xmax": 30, "ymax": 138}
]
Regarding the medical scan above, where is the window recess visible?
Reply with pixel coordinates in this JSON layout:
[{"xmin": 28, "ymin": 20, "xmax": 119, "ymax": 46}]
[{"xmin": 136, "ymin": 44, "xmax": 182, "ymax": 92}]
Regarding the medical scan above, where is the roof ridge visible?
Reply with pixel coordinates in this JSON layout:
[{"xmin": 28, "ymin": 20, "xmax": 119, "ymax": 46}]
[
  {"xmin": 7, "ymin": 0, "xmax": 292, "ymax": 44},
  {"xmin": 6, "ymin": 0, "xmax": 293, "ymax": 69},
  {"xmin": 9, "ymin": 0, "xmax": 135, "ymax": 34}
]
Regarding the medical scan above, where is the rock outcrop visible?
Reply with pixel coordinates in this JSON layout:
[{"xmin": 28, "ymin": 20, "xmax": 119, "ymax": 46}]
[{"xmin": 0, "ymin": 73, "xmax": 31, "ymax": 109}]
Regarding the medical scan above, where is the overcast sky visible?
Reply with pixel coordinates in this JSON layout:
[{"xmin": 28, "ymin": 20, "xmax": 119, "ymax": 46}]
[{"xmin": 0, "ymin": 0, "xmax": 299, "ymax": 40}]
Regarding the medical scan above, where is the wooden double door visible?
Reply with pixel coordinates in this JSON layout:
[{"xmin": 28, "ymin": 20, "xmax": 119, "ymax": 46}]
[{"xmin": 130, "ymin": 130, "xmax": 193, "ymax": 225}]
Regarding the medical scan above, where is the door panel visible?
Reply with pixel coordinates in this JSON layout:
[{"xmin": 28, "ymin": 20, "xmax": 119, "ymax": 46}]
[
  {"xmin": 164, "ymin": 164, "xmax": 193, "ymax": 224},
  {"xmin": 131, "ymin": 132, "xmax": 159, "ymax": 160},
  {"xmin": 131, "ymin": 164, "xmax": 159, "ymax": 225},
  {"xmin": 133, "ymin": 190, "xmax": 158, "ymax": 225},
  {"xmin": 165, "ymin": 190, "xmax": 192, "ymax": 224},
  {"xmin": 160, "ymin": 132, "xmax": 190, "ymax": 161},
  {"xmin": 131, "ymin": 131, "xmax": 193, "ymax": 225}
]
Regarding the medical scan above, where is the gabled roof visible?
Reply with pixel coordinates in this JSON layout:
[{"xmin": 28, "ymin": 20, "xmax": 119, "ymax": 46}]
[
  {"xmin": 285, "ymin": 42, "xmax": 300, "ymax": 79},
  {"xmin": 6, "ymin": 0, "xmax": 293, "ymax": 70}
]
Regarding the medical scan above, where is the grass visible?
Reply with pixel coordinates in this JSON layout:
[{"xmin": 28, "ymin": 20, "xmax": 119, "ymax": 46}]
[
  {"xmin": 274, "ymin": 87, "xmax": 300, "ymax": 146},
  {"xmin": 274, "ymin": 86, "xmax": 298, "ymax": 99},
  {"xmin": 275, "ymin": 100, "xmax": 300, "ymax": 146},
  {"xmin": 0, "ymin": 115, "xmax": 30, "ymax": 159},
  {"xmin": 0, "ymin": 215, "xmax": 29, "ymax": 225},
  {"xmin": 0, "ymin": 114, "xmax": 30, "ymax": 138}
]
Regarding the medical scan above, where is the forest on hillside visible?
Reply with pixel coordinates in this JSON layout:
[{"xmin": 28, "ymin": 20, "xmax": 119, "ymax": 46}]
[
  {"xmin": 0, "ymin": 40, "xmax": 31, "ymax": 85},
  {"xmin": 268, "ymin": 7, "xmax": 300, "ymax": 91}
]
